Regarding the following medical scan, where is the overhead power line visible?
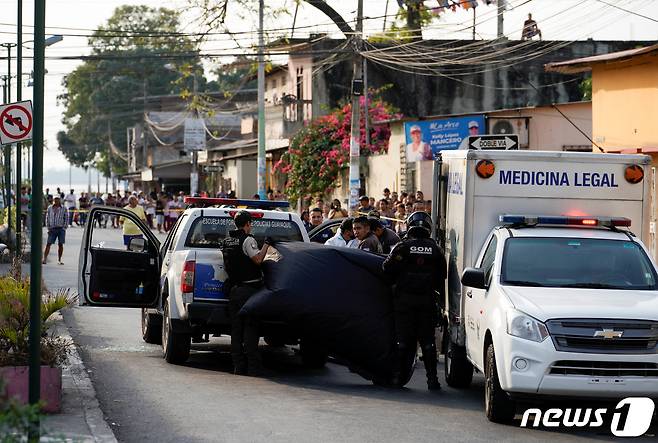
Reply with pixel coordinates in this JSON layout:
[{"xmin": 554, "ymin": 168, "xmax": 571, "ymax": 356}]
[{"xmin": 594, "ymin": 0, "xmax": 658, "ymax": 23}]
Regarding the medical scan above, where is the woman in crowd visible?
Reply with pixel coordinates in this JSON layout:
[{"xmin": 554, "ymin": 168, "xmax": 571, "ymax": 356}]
[
  {"xmin": 145, "ymin": 192, "xmax": 157, "ymax": 229},
  {"xmin": 328, "ymin": 199, "xmax": 348, "ymax": 219},
  {"xmin": 163, "ymin": 194, "xmax": 173, "ymax": 232},
  {"xmin": 155, "ymin": 192, "xmax": 165, "ymax": 233},
  {"xmin": 168, "ymin": 194, "xmax": 181, "ymax": 228},
  {"xmin": 395, "ymin": 203, "xmax": 407, "ymax": 235}
]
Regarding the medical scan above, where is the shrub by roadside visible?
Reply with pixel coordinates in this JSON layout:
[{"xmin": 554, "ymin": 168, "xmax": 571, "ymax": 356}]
[{"xmin": 0, "ymin": 276, "xmax": 75, "ymax": 367}]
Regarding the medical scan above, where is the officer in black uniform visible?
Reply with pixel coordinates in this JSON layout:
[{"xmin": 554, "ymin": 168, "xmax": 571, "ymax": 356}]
[
  {"xmin": 222, "ymin": 210, "xmax": 271, "ymax": 375},
  {"xmin": 382, "ymin": 211, "xmax": 447, "ymax": 390}
]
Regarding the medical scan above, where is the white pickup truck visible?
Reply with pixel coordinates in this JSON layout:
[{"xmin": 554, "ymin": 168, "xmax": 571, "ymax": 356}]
[
  {"xmin": 77, "ymin": 198, "xmax": 324, "ymax": 365},
  {"xmin": 435, "ymin": 150, "xmax": 658, "ymax": 422}
]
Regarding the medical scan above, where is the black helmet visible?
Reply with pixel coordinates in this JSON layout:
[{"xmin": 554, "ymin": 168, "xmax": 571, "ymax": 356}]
[
  {"xmin": 234, "ymin": 210, "xmax": 252, "ymax": 228},
  {"xmin": 406, "ymin": 211, "xmax": 432, "ymax": 236}
]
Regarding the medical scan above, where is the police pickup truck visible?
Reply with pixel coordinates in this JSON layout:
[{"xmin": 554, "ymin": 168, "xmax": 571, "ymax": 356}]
[
  {"xmin": 434, "ymin": 150, "xmax": 658, "ymax": 423},
  {"xmin": 77, "ymin": 197, "xmax": 320, "ymax": 365}
]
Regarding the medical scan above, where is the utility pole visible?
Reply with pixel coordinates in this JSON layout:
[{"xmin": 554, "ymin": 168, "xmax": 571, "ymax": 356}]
[
  {"xmin": 16, "ymin": 0, "xmax": 23, "ymax": 261},
  {"xmin": 29, "ymin": 0, "xmax": 46, "ymax": 439},
  {"xmin": 190, "ymin": 74, "xmax": 199, "ymax": 196},
  {"xmin": 363, "ymin": 58, "xmax": 370, "ymax": 148},
  {"xmin": 348, "ymin": 0, "xmax": 364, "ymax": 215},
  {"xmin": 497, "ymin": 0, "xmax": 505, "ymax": 38},
  {"xmin": 256, "ymin": 0, "xmax": 266, "ymax": 199},
  {"xmin": 1, "ymin": 43, "xmax": 16, "ymax": 245}
]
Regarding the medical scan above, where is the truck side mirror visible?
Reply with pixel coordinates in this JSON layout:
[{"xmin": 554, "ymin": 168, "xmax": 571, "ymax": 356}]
[{"xmin": 461, "ymin": 267, "xmax": 487, "ymax": 290}]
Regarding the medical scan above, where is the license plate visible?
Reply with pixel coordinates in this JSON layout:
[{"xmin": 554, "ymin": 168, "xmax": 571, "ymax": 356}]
[{"xmin": 588, "ymin": 378, "xmax": 625, "ymax": 385}]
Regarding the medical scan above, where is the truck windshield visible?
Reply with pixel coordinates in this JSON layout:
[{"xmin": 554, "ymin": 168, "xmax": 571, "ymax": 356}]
[
  {"xmin": 501, "ymin": 237, "xmax": 658, "ymax": 290},
  {"xmin": 185, "ymin": 216, "xmax": 303, "ymax": 248}
]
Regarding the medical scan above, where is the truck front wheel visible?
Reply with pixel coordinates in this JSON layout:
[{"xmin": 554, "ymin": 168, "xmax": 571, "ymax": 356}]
[
  {"xmin": 484, "ymin": 343, "xmax": 516, "ymax": 423},
  {"xmin": 444, "ymin": 342, "xmax": 473, "ymax": 388},
  {"xmin": 162, "ymin": 300, "xmax": 191, "ymax": 364}
]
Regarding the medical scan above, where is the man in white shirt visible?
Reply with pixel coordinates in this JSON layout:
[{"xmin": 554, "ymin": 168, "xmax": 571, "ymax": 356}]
[
  {"xmin": 63, "ymin": 189, "xmax": 77, "ymax": 227},
  {"xmin": 324, "ymin": 218, "xmax": 358, "ymax": 248}
]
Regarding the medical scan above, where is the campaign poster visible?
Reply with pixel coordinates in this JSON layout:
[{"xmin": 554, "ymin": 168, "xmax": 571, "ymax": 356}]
[{"xmin": 404, "ymin": 114, "xmax": 485, "ymax": 161}]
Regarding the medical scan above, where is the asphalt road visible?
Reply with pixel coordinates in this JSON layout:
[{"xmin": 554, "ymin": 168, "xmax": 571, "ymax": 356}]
[{"xmin": 18, "ymin": 226, "xmax": 658, "ymax": 442}]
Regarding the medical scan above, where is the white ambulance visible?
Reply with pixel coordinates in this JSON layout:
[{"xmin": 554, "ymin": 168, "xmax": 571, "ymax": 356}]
[{"xmin": 436, "ymin": 150, "xmax": 658, "ymax": 422}]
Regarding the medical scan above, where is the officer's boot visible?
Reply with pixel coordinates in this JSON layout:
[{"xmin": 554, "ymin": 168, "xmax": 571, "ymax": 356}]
[
  {"xmin": 422, "ymin": 343, "xmax": 441, "ymax": 391},
  {"xmin": 232, "ymin": 354, "xmax": 247, "ymax": 375},
  {"xmin": 245, "ymin": 317, "xmax": 264, "ymax": 376},
  {"xmin": 393, "ymin": 342, "xmax": 415, "ymax": 387}
]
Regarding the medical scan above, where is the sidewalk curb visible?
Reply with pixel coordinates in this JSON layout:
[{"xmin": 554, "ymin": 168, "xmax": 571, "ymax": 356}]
[{"xmin": 51, "ymin": 311, "xmax": 118, "ymax": 443}]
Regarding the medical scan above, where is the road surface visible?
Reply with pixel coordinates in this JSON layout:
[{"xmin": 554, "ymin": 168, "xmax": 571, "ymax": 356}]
[{"xmin": 7, "ymin": 226, "xmax": 655, "ymax": 442}]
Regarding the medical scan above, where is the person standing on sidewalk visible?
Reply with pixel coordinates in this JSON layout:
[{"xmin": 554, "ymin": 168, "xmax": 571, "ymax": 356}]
[
  {"xmin": 155, "ymin": 192, "xmax": 166, "ymax": 233},
  {"xmin": 119, "ymin": 195, "xmax": 147, "ymax": 249},
  {"xmin": 64, "ymin": 189, "xmax": 77, "ymax": 227},
  {"xmin": 78, "ymin": 192, "xmax": 89, "ymax": 226},
  {"xmin": 43, "ymin": 196, "xmax": 68, "ymax": 265},
  {"xmin": 222, "ymin": 211, "xmax": 270, "ymax": 376}
]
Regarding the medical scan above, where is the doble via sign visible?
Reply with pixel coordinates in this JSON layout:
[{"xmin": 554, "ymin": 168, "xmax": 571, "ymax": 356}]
[
  {"xmin": 0, "ymin": 100, "xmax": 34, "ymax": 145},
  {"xmin": 469, "ymin": 134, "xmax": 518, "ymax": 150}
]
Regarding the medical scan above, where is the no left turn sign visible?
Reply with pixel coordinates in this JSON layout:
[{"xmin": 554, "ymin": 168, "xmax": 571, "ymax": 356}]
[{"xmin": 0, "ymin": 100, "xmax": 33, "ymax": 145}]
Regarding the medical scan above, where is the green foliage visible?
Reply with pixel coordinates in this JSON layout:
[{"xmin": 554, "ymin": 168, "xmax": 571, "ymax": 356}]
[
  {"xmin": 0, "ymin": 276, "xmax": 74, "ymax": 367},
  {"xmin": 0, "ymin": 382, "xmax": 43, "ymax": 443},
  {"xmin": 580, "ymin": 77, "xmax": 592, "ymax": 101},
  {"xmin": 1, "ymin": 207, "xmax": 18, "ymax": 231},
  {"xmin": 209, "ymin": 56, "xmax": 257, "ymax": 95},
  {"xmin": 57, "ymin": 6, "xmax": 203, "ymax": 172},
  {"xmin": 191, "ymin": 0, "xmax": 292, "ymax": 30}
]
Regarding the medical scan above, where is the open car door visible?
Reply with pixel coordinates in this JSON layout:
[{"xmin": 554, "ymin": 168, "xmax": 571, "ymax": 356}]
[{"xmin": 78, "ymin": 206, "xmax": 161, "ymax": 307}]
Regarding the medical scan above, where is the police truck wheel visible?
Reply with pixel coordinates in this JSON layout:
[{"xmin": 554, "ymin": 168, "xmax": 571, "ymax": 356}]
[
  {"xmin": 444, "ymin": 342, "xmax": 473, "ymax": 388},
  {"xmin": 484, "ymin": 343, "xmax": 516, "ymax": 423},
  {"xmin": 162, "ymin": 300, "xmax": 191, "ymax": 364},
  {"xmin": 300, "ymin": 340, "xmax": 328, "ymax": 369},
  {"xmin": 141, "ymin": 308, "xmax": 162, "ymax": 344}
]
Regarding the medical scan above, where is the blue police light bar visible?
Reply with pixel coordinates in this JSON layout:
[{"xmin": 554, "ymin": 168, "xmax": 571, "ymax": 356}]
[
  {"xmin": 184, "ymin": 197, "xmax": 290, "ymax": 209},
  {"xmin": 499, "ymin": 214, "xmax": 631, "ymax": 228}
]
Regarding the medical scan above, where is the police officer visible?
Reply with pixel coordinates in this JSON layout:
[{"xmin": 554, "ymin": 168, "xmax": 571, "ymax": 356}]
[
  {"xmin": 382, "ymin": 211, "xmax": 447, "ymax": 390},
  {"xmin": 222, "ymin": 210, "xmax": 271, "ymax": 375}
]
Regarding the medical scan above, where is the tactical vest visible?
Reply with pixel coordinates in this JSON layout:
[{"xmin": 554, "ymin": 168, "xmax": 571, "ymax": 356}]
[
  {"xmin": 223, "ymin": 229, "xmax": 263, "ymax": 284},
  {"xmin": 395, "ymin": 237, "xmax": 442, "ymax": 296}
]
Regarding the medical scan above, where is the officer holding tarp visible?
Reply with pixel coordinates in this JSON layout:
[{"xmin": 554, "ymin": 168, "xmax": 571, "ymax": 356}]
[
  {"xmin": 382, "ymin": 212, "xmax": 447, "ymax": 390},
  {"xmin": 222, "ymin": 210, "xmax": 270, "ymax": 376}
]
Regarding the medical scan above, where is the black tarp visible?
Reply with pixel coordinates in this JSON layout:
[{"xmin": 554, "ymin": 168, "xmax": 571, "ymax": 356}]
[{"xmin": 240, "ymin": 241, "xmax": 413, "ymax": 385}]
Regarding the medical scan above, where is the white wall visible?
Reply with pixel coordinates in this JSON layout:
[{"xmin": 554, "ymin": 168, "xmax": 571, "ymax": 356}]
[
  {"xmin": 366, "ymin": 122, "xmax": 404, "ymax": 196},
  {"xmin": 236, "ymin": 158, "xmax": 257, "ymax": 199},
  {"xmin": 489, "ymin": 102, "xmax": 592, "ymax": 151}
]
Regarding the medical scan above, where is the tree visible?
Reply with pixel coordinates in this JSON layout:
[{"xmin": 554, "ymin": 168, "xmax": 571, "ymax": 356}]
[
  {"xmin": 579, "ymin": 77, "xmax": 592, "ymax": 101},
  {"xmin": 208, "ymin": 56, "xmax": 257, "ymax": 94},
  {"xmin": 190, "ymin": 1, "xmax": 438, "ymax": 41},
  {"xmin": 274, "ymin": 90, "xmax": 400, "ymax": 203},
  {"xmin": 57, "ymin": 6, "xmax": 203, "ymax": 175}
]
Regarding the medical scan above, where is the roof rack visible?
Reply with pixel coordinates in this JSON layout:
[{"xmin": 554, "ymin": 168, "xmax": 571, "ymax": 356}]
[{"xmin": 184, "ymin": 197, "xmax": 290, "ymax": 210}]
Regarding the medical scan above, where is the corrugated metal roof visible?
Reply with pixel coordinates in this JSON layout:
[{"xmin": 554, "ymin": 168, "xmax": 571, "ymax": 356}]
[{"xmin": 545, "ymin": 43, "xmax": 658, "ymax": 74}]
